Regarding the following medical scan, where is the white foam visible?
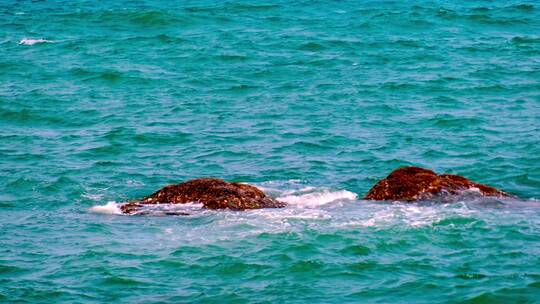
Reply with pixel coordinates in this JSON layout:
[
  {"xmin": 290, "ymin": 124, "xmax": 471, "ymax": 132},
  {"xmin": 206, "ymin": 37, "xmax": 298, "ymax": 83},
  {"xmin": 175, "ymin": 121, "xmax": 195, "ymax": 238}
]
[
  {"xmin": 279, "ymin": 186, "xmax": 317, "ymax": 196},
  {"xmin": 19, "ymin": 38, "xmax": 53, "ymax": 45},
  {"xmin": 278, "ymin": 189, "xmax": 357, "ymax": 207},
  {"xmin": 90, "ymin": 201, "xmax": 209, "ymax": 216},
  {"xmin": 89, "ymin": 201, "xmax": 122, "ymax": 215}
]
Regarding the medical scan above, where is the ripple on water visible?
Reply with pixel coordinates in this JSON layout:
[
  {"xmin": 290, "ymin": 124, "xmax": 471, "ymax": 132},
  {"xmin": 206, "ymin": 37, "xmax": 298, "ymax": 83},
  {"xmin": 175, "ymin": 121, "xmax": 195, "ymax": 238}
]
[{"xmin": 2, "ymin": 0, "xmax": 540, "ymax": 302}]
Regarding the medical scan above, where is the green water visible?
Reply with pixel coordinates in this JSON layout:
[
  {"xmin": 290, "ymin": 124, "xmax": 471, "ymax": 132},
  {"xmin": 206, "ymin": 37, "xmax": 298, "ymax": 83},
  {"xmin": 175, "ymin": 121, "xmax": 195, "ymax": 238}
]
[{"xmin": 1, "ymin": 0, "xmax": 540, "ymax": 303}]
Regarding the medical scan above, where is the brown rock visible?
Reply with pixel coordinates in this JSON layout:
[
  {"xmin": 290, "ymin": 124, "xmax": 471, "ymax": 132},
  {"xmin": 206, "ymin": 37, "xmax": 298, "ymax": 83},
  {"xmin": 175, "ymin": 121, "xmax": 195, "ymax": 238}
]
[
  {"xmin": 364, "ymin": 166, "xmax": 508, "ymax": 201},
  {"xmin": 120, "ymin": 178, "xmax": 286, "ymax": 214}
]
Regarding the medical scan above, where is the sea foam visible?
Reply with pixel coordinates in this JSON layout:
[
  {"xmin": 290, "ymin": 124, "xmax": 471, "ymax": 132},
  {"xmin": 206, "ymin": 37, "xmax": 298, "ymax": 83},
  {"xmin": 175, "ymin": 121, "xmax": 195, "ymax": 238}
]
[
  {"xmin": 89, "ymin": 201, "xmax": 122, "ymax": 215},
  {"xmin": 89, "ymin": 201, "xmax": 205, "ymax": 216},
  {"xmin": 278, "ymin": 189, "xmax": 357, "ymax": 207},
  {"xmin": 19, "ymin": 38, "xmax": 53, "ymax": 45}
]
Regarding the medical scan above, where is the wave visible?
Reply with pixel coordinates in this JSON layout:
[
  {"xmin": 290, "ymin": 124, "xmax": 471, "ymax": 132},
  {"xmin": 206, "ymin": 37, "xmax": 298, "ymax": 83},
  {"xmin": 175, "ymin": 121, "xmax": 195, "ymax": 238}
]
[
  {"xmin": 88, "ymin": 181, "xmax": 357, "ymax": 216},
  {"xmin": 89, "ymin": 201, "xmax": 205, "ymax": 216},
  {"xmin": 19, "ymin": 38, "xmax": 53, "ymax": 45},
  {"xmin": 278, "ymin": 190, "xmax": 357, "ymax": 207},
  {"xmin": 89, "ymin": 201, "xmax": 122, "ymax": 215},
  {"xmin": 88, "ymin": 180, "xmax": 537, "ymax": 226}
]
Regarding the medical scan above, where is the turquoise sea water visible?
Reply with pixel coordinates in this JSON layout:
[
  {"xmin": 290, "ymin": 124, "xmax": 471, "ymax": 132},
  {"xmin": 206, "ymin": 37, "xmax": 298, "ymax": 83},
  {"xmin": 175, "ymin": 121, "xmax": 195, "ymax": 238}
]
[{"xmin": 1, "ymin": 0, "xmax": 540, "ymax": 302}]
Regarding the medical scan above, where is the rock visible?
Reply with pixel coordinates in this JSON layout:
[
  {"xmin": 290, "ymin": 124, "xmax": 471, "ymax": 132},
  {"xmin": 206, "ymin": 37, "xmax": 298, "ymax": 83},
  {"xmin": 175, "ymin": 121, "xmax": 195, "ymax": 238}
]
[
  {"xmin": 120, "ymin": 178, "xmax": 286, "ymax": 214},
  {"xmin": 364, "ymin": 166, "xmax": 508, "ymax": 201}
]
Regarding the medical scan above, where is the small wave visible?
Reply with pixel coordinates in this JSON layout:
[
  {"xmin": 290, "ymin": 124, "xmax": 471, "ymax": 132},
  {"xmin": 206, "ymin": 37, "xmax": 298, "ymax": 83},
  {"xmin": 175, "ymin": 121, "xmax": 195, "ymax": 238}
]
[
  {"xmin": 89, "ymin": 201, "xmax": 122, "ymax": 215},
  {"xmin": 89, "ymin": 202, "xmax": 205, "ymax": 216},
  {"xmin": 298, "ymin": 42, "xmax": 326, "ymax": 51},
  {"xmin": 19, "ymin": 38, "xmax": 53, "ymax": 45},
  {"xmin": 338, "ymin": 201, "xmax": 476, "ymax": 228},
  {"xmin": 512, "ymin": 4, "xmax": 534, "ymax": 11},
  {"xmin": 278, "ymin": 189, "xmax": 357, "ymax": 207},
  {"xmin": 128, "ymin": 11, "xmax": 174, "ymax": 26},
  {"xmin": 511, "ymin": 36, "xmax": 540, "ymax": 44},
  {"xmin": 82, "ymin": 193, "xmax": 104, "ymax": 201},
  {"xmin": 280, "ymin": 186, "xmax": 317, "ymax": 196},
  {"xmin": 132, "ymin": 203, "xmax": 204, "ymax": 216}
]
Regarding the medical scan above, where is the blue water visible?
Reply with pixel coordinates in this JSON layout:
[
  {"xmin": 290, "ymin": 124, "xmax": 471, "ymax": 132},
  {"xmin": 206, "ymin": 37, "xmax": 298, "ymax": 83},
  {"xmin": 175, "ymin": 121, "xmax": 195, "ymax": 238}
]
[{"xmin": 1, "ymin": 0, "xmax": 540, "ymax": 302}]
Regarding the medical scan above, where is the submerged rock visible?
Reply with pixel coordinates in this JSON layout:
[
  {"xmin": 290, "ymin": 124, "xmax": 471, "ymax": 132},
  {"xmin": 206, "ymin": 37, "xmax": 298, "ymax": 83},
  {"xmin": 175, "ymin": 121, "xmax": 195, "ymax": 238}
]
[
  {"xmin": 364, "ymin": 166, "xmax": 508, "ymax": 201},
  {"xmin": 120, "ymin": 178, "xmax": 286, "ymax": 214}
]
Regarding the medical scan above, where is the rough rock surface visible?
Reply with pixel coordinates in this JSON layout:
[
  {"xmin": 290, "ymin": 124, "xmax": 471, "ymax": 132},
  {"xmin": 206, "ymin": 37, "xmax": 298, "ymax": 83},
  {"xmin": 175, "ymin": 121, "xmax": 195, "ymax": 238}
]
[
  {"xmin": 120, "ymin": 178, "xmax": 286, "ymax": 214},
  {"xmin": 364, "ymin": 166, "xmax": 508, "ymax": 201}
]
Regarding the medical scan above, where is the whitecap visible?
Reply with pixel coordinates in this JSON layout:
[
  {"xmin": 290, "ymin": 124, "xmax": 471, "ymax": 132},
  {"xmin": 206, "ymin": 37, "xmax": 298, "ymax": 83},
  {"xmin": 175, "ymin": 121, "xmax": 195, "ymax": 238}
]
[
  {"xmin": 278, "ymin": 189, "xmax": 357, "ymax": 207},
  {"xmin": 89, "ymin": 201, "xmax": 122, "ymax": 215},
  {"xmin": 19, "ymin": 38, "xmax": 53, "ymax": 45}
]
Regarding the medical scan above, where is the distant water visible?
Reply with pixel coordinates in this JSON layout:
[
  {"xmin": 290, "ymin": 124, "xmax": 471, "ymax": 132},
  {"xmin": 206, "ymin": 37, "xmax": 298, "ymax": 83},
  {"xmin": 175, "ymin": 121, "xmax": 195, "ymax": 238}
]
[{"xmin": 1, "ymin": 0, "xmax": 540, "ymax": 303}]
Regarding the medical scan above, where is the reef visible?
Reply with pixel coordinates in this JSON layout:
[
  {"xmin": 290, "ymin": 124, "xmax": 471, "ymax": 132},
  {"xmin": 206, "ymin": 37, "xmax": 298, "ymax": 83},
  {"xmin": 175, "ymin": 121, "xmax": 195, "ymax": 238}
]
[
  {"xmin": 364, "ymin": 166, "xmax": 508, "ymax": 201},
  {"xmin": 120, "ymin": 178, "xmax": 286, "ymax": 214}
]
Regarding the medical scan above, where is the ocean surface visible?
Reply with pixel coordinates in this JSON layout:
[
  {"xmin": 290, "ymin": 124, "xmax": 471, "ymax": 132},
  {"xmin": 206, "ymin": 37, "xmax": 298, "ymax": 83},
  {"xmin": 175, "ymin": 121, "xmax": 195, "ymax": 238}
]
[{"xmin": 1, "ymin": 0, "xmax": 540, "ymax": 302}]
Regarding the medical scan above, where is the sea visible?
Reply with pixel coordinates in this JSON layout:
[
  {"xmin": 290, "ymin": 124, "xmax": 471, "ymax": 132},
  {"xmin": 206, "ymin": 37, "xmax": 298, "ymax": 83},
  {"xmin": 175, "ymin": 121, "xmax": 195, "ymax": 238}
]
[{"xmin": 1, "ymin": 0, "xmax": 540, "ymax": 303}]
